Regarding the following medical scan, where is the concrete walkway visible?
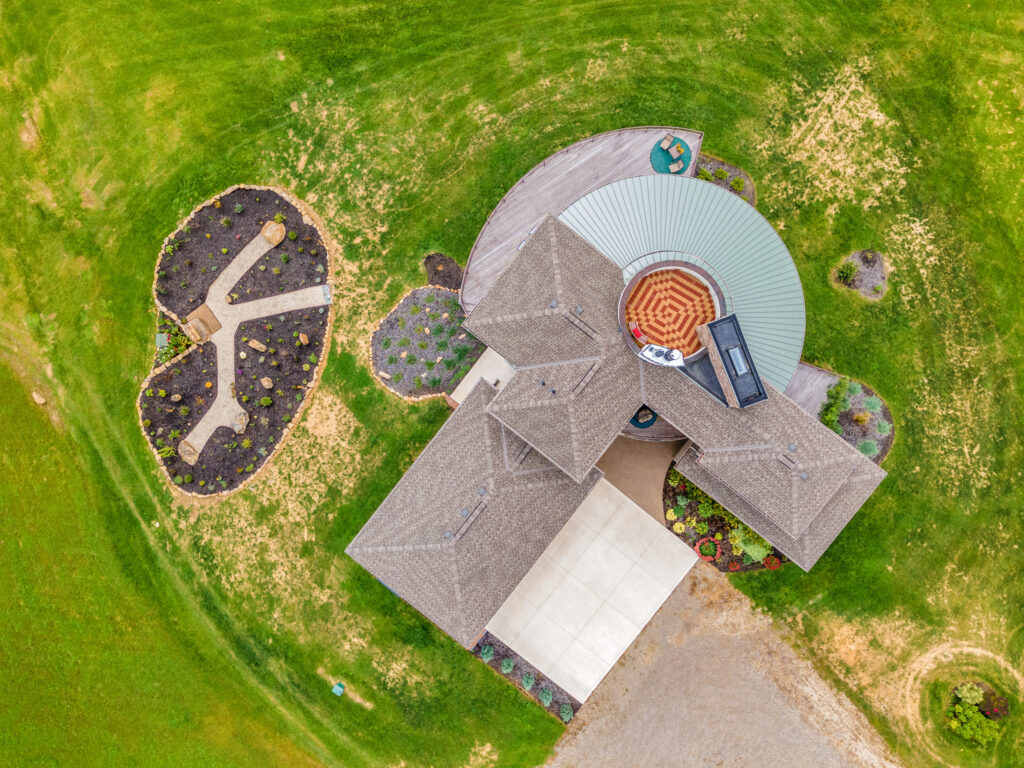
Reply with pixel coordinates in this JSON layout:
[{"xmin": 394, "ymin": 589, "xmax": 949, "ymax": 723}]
[
  {"xmin": 548, "ymin": 567, "xmax": 901, "ymax": 768},
  {"xmin": 784, "ymin": 362, "xmax": 839, "ymax": 418},
  {"xmin": 179, "ymin": 223, "xmax": 331, "ymax": 463},
  {"xmin": 596, "ymin": 436, "xmax": 683, "ymax": 523}
]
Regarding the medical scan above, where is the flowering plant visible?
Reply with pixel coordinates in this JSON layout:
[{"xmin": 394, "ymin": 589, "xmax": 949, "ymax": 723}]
[
  {"xmin": 695, "ymin": 536, "xmax": 720, "ymax": 561},
  {"xmin": 762, "ymin": 555, "xmax": 781, "ymax": 570},
  {"xmin": 728, "ymin": 561, "xmax": 741, "ymax": 571}
]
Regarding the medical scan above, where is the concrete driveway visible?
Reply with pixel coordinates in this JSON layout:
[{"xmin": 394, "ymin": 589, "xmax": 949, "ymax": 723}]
[{"xmin": 547, "ymin": 567, "xmax": 900, "ymax": 768}]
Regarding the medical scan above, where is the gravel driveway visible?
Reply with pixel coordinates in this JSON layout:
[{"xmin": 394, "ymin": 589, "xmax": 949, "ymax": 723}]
[{"xmin": 547, "ymin": 567, "xmax": 901, "ymax": 768}]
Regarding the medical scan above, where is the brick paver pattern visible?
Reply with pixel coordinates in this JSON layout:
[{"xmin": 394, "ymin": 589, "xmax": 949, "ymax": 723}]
[{"xmin": 624, "ymin": 269, "xmax": 716, "ymax": 355}]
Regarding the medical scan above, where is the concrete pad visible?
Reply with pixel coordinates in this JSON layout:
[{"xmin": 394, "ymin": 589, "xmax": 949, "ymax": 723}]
[
  {"xmin": 578, "ymin": 602, "xmax": 638, "ymax": 665},
  {"xmin": 544, "ymin": 516, "xmax": 597, "ymax": 571},
  {"xmin": 512, "ymin": 553, "xmax": 566, "ymax": 608},
  {"xmin": 487, "ymin": 478, "xmax": 698, "ymax": 702},
  {"xmin": 606, "ymin": 563, "xmax": 671, "ymax": 627},
  {"xmin": 486, "ymin": 590, "xmax": 536, "ymax": 645},
  {"xmin": 538, "ymin": 573, "xmax": 603, "ymax": 636},
  {"xmin": 569, "ymin": 535, "xmax": 633, "ymax": 599},
  {"xmin": 450, "ymin": 347, "xmax": 516, "ymax": 403},
  {"xmin": 514, "ymin": 611, "xmax": 574, "ymax": 671},
  {"xmin": 548, "ymin": 640, "xmax": 612, "ymax": 702}
]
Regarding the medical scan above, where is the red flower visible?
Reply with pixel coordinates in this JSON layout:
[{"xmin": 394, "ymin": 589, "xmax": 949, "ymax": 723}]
[
  {"xmin": 728, "ymin": 561, "xmax": 741, "ymax": 571},
  {"xmin": 762, "ymin": 555, "xmax": 782, "ymax": 570}
]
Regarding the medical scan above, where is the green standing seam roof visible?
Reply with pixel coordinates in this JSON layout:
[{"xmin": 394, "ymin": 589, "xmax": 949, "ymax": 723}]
[{"xmin": 558, "ymin": 174, "xmax": 806, "ymax": 391}]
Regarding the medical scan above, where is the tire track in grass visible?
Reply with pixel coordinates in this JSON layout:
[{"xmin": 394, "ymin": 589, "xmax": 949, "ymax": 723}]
[{"xmin": 64, "ymin": 360, "xmax": 369, "ymax": 767}]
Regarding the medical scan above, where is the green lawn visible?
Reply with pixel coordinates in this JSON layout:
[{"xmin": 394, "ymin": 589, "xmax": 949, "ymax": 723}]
[{"xmin": 1, "ymin": 0, "xmax": 1022, "ymax": 765}]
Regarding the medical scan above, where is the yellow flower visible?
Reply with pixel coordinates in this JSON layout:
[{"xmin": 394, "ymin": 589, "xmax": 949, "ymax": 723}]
[
  {"xmin": 665, "ymin": 509, "xmax": 678, "ymax": 521},
  {"xmin": 672, "ymin": 522, "xmax": 685, "ymax": 534}
]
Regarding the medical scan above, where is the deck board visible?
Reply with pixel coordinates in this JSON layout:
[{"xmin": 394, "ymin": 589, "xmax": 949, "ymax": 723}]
[{"xmin": 462, "ymin": 127, "xmax": 704, "ymax": 311}]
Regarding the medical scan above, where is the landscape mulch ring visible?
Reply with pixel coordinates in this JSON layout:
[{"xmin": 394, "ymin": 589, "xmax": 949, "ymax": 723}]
[
  {"xmin": 662, "ymin": 473, "xmax": 788, "ymax": 573},
  {"xmin": 474, "ymin": 632, "xmax": 581, "ymax": 720},
  {"xmin": 371, "ymin": 286, "xmax": 484, "ymax": 398},
  {"xmin": 422, "ymin": 252, "xmax": 463, "ymax": 291},
  {"xmin": 155, "ymin": 187, "xmax": 328, "ymax": 319},
  {"xmin": 836, "ymin": 382, "xmax": 894, "ymax": 463},
  {"xmin": 837, "ymin": 249, "xmax": 888, "ymax": 300},
  {"xmin": 694, "ymin": 156, "xmax": 757, "ymax": 207}
]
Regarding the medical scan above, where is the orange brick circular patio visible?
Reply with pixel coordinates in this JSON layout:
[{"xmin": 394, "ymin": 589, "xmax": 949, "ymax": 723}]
[{"xmin": 624, "ymin": 268, "xmax": 717, "ymax": 355}]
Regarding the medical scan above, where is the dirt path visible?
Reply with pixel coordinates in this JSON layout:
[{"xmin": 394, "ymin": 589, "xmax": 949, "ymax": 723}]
[{"xmin": 548, "ymin": 567, "xmax": 901, "ymax": 768}]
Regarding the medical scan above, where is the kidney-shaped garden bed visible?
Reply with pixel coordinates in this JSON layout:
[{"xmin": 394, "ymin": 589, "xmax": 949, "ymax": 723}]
[{"xmin": 138, "ymin": 185, "xmax": 334, "ymax": 495}]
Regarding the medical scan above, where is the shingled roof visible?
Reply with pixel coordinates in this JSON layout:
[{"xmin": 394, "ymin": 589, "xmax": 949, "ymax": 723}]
[{"xmin": 345, "ymin": 380, "xmax": 600, "ymax": 646}]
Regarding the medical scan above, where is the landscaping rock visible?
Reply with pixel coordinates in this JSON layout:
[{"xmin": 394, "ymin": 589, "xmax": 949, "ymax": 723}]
[
  {"xmin": 379, "ymin": 370, "xmax": 391, "ymax": 380},
  {"xmin": 299, "ymin": 332, "xmax": 309, "ymax": 346},
  {"xmin": 260, "ymin": 377, "xmax": 273, "ymax": 389},
  {"xmin": 260, "ymin": 220, "xmax": 286, "ymax": 246},
  {"xmin": 170, "ymin": 393, "xmax": 182, "ymax": 402},
  {"xmin": 248, "ymin": 339, "xmax": 267, "ymax": 352},
  {"xmin": 31, "ymin": 391, "xmax": 46, "ymax": 405}
]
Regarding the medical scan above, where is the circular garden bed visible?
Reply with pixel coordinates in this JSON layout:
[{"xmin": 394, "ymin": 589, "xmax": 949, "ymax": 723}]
[
  {"xmin": 663, "ymin": 466, "xmax": 788, "ymax": 572},
  {"xmin": 371, "ymin": 286, "xmax": 484, "ymax": 399},
  {"xmin": 818, "ymin": 377, "xmax": 894, "ymax": 463},
  {"xmin": 138, "ymin": 185, "xmax": 333, "ymax": 495},
  {"xmin": 835, "ymin": 249, "xmax": 887, "ymax": 300}
]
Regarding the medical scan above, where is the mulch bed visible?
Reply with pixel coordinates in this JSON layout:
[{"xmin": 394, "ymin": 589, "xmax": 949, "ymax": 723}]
[
  {"xmin": 474, "ymin": 632, "xmax": 580, "ymax": 720},
  {"xmin": 662, "ymin": 470, "xmax": 788, "ymax": 572},
  {"xmin": 834, "ymin": 381, "xmax": 894, "ymax": 463},
  {"xmin": 422, "ymin": 252, "xmax": 463, "ymax": 291},
  {"xmin": 155, "ymin": 187, "xmax": 328, "ymax": 318},
  {"xmin": 371, "ymin": 287, "xmax": 484, "ymax": 398},
  {"xmin": 836, "ymin": 249, "xmax": 888, "ymax": 300},
  {"xmin": 694, "ymin": 155, "xmax": 757, "ymax": 207},
  {"xmin": 140, "ymin": 186, "xmax": 331, "ymax": 494}
]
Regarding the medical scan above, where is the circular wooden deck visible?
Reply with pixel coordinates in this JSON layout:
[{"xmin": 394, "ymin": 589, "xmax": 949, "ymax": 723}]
[{"xmin": 624, "ymin": 269, "xmax": 716, "ymax": 355}]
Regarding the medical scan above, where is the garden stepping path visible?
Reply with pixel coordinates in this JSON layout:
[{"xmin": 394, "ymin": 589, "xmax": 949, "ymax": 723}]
[{"xmin": 178, "ymin": 221, "xmax": 331, "ymax": 464}]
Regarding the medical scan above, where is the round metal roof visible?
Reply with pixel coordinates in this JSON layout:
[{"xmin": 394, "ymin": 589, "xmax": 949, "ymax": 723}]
[{"xmin": 558, "ymin": 174, "xmax": 805, "ymax": 390}]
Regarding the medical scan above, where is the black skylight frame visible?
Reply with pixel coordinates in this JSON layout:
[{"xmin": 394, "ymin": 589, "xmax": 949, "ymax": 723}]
[{"xmin": 706, "ymin": 314, "xmax": 768, "ymax": 407}]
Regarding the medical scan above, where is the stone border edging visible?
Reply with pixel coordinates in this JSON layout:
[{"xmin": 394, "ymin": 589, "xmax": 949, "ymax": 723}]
[{"xmin": 137, "ymin": 184, "xmax": 340, "ymax": 501}]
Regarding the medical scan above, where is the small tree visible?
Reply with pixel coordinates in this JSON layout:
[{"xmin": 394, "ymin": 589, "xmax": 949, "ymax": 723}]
[
  {"xmin": 559, "ymin": 704, "xmax": 573, "ymax": 723},
  {"xmin": 500, "ymin": 658, "xmax": 514, "ymax": 674},
  {"xmin": 539, "ymin": 688, "xmax": 553, "ymax": 706},
  {"xmin": 521, "ymin": 673, "xmax": 535, "ymax": 692},
  {"xmin": 837, "ymin": 261, "xmax": 859, "ymax": 284},
  {"xmin": 479, "ymin": 644, "xmax": 494, "ymax": 662}
]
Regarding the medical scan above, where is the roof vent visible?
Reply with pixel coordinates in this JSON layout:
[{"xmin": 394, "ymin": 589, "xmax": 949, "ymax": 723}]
[
  {"xmin": 444, "ymin": 530, "xmax": 452, "ymax": 539},
  {"xmin": 799, "ymin": 471, "xmax": 809, "ymax": 481},
  {"xmin": 788, "ymin": 442, "xmax": 797, "ymax": 452},
  {"xmin": 575, "ymin": 306, "xmax": 584, "ymax": 314},
  {"xmin": 549, "ymin": 299, "xmax": 559, "ymax": 309},
  {"xmin": 477, "ymin": 487, "xmax": 486, "ymax": 496},
  {"xmin": 461, "ymin": 508, "xmax": 470, "ymax": 518},
  {"xmin": 550, "ymin": 388, "xmax": 556, "ymax": 395},
  {"xmin": 540, "ymin": 380, "xmax": 546, "ymax": 387}
]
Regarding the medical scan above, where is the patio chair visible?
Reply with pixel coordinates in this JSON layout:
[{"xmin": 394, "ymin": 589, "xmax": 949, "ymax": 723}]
[
  {"xmin": 669, "ymin": 160, "xmax": 685, "ymax": 174},
  {"xmin": 659, "ymin": 133, "xmax": 674, "ymax": 150}
]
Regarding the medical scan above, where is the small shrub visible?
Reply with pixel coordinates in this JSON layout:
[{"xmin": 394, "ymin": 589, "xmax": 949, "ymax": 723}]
[
  {"xmin": 857, "ymin": 439, "xmax": 879, "ymax": 458},
  {"xmin": 382, "ymin": 337, "xmax": 392, "ymax": 349},
  {"xmin": 695, "ymin": 520, "xmax": 709, "ymax": 535},
  {"xmin": 405, "ymin": 354, "xmax": 417, "ymax": 365},
  {"xmin": 273, "ymin": 212, "xmax": 286, "ymax": 223},
  {"xmin": 521, "ymin": 673, "xmax": 535, "ymax": 692},
  {"xmin": 259, "ymin": 396, "xmax": 273, "ymax": 407},
  {"xmin": 697, "ymin": 501, "xmax": 715, "ymax": 519},
  {"xmin": 820, "ymin": 378, "xmax": 850, "ymax": 433},
  {"xmin": 876, "ymin": 419, "xmax": 892, "ymax": 436},
  {"xmin": 387, "ymin": 355, "xmax": 398, "ymax": 365},
  {"xmin": 410, "ymin": 304, "xmax": 421, "ymax": 314},
  {"xmin": 280, "ymin": 253, "xmax": 289, "ymax": 265},
  {"xmin": 699, "ymin": 540, "xmax": 717, "ymax": 558},
  {"xmin": 398, "ymin": 338, "xmax": 410, "ymax": 347},
  {"xmin": 846, "ymin": 381, "xmax": 863, "ymax": 396},
  {"xmin": 853, "ymin": 411, "xmax": 871, "ymax": 426},
  {"xmin": 667, "ymin": 467, "xmax": 685, "ymax": 486},
  {"xmin": 697, "ymin": 167, "xmax": 713, "ymax": 181},
  {"xmin": 539, "ymin": 688, "xmax": 553, "ymax": 707},
  {"xmin": 142, "ymin": 419, "xmax": 151, "ymax": 427},
  {"xmin": 837, "ymin": 261, "xmax": 859, "ymax": 284},
  {"xmin": 729, "ymin": 176, "xmax": 745, "ymax": 192},
  {"xmin": 428, "ymin": 376, "xmax": 441, "ymax": 387},
  {"xmin": 179, "ymin": 406, "xmax": 190, "ymax": 416},
  {"xmin": 418, "ymin": 341, "xmax": 428, "ymax": 350},
  {"xmin": 863, "ymin": 394, "xmax": 882, "ymax": 413},
  {"xmin": 500, "ymin": 658, "xmax": 514, "ymax": 674},
  {"xmin": 414, "ymin": 376, "xmax": 423, "ymax": 389},
  {"xmin": 220, "ymin": 217, "xmax": 231, "ymax": 228},
  {"xmin": 174, "ymin": 475, "xmax": 183, "ymax": 484},
  {"xmin": 145, "ymin": 388, "xmax": 154, "ymax": 397},
  {"xmin": 955, "ymin": 683, "xmax": 985, "ymax": 706},
  {"xmin": 221, "ymin": 247, "xmax": 228, "ymax": 254},
  {"xmin": 730, "ymin": 524, "xmax": 772, "ymax": 561},
  {"xmin": 672, "ymin": 521, "xmax": 685, "ymax": 534},
  {"xmin": 393, "ymin": 372, "xmax": 403, "ymax": 382},
  {"xmin": 288, "ymin": 231, "xmax": 298, "ymax": 240},
  {"xmin": 947, "ymin": 684, "xmax": 1001, "ymax": 746},
  {"xmin": 184, "ymin": 474, "xmax": 193, "ymax": 483},
  {"xmin": 157, "ymin": 389, "xmax": 167, "ymax": 398},
  {"xmin": 479, "ymin": 644, "xmax": 494, "ymax": 662},
  {"xmin": 560, "ymin": 704, "xmax": 573, "ymax": 723},
  {"xmin": 234, "ymin": 203, "xmax": 244, "ymax": 213},
  {"xmin": 714, "ymin": 167, "xmax": 729, "ymax": 180}
]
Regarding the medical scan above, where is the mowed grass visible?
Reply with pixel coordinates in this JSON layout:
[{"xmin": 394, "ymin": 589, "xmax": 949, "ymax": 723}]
[{"xmin": 1, "ymin": 0, "xmax": 1023, "ymax": 766}]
